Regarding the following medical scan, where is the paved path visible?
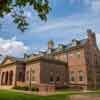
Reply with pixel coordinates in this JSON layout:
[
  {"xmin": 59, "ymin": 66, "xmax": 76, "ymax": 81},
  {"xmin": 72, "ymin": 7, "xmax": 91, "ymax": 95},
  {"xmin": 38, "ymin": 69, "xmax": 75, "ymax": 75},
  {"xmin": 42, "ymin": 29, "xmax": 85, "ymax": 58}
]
[
  {"xmin": 3, "ymin": 89, "xmax": 100, "ymax": 96},
  {"xmin": 8, "ymin": 89, "xmax": 35, "ymax": 95},
  {"xmin": 70, "ymin": 95, "xmax": 100, "ymax": 100},
  {"xmin": 9, "ymin": 89, "xmax": 94, "ymax": 94}
]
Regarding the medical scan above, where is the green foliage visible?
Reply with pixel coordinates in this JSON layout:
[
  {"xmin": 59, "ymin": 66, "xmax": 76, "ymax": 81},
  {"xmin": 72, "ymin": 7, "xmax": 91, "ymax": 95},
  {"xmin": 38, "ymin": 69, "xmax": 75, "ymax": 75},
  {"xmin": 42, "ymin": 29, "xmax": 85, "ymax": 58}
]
[
  {"xmin": 0, "ymin": 0, "xmax": 50, "ymax": 32},
  {"xmin": 13, "ymin": 86, "xmax": 38, "ymax": 91},
  {"xmin": 12, "ymin": 10, "xmax": 29, "ymax": 32},
  {"xmin": 13, "ymin": 86, "xmax": 29, "ymax": 91},
  {"xmin": 0, "ymin": 0, "xmax": 12, "ymax": 17}
]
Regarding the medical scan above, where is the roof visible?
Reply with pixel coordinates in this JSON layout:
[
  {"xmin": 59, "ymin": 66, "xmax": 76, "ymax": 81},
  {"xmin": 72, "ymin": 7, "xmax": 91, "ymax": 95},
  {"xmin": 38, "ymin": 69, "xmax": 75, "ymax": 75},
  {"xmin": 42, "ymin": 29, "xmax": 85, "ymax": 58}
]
[
  {"xmin": 0, "ymin": 56, "xmax": 25, "ymax": 65},
  {"xmin": 0, "ymin": 38, "xmax": 88, "ymax": 66},
  {"xmin": 25, "ymin": 55, "xmax": 67, "ymax": 65},
  {"xmin": 51, "ymin": 39, "xmax": 88, "ymax": 54},
  {"xmin": 25, "ymin": 38, "xmax": 88, "ymax": 57}
]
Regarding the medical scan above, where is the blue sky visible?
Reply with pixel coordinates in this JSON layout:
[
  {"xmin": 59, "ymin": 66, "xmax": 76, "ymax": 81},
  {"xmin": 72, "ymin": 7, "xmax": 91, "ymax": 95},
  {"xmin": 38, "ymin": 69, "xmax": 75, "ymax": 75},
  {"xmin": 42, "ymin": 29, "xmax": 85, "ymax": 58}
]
[{"xmin": 0, "ymin": 0, "xmax": 100, "ymax": 57}]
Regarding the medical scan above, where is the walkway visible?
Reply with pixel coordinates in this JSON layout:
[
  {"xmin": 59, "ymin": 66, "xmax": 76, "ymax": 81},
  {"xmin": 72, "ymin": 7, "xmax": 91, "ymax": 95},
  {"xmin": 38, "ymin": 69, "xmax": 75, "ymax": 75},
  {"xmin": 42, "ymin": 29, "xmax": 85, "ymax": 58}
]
[{"xmin": 70, "ymin": 95, "xmax": 100, "ymax": 100}]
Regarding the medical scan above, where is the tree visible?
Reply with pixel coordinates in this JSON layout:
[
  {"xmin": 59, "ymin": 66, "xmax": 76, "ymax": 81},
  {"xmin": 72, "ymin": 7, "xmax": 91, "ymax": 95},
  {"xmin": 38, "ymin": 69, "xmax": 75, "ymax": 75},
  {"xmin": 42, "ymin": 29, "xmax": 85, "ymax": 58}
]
[{"xmin": 0, "ymin": 0, "xmax": 50, "ymax": 32}]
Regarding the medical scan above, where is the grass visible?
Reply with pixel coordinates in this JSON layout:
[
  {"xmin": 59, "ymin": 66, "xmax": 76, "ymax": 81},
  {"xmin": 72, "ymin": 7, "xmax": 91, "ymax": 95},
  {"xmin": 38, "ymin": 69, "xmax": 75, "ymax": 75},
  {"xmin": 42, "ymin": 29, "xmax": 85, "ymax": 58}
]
[
  {"xmin": 0, "ymin": 90, "xmax": 69, "ymax": 100},
  {"xmin": 0, "ymin": 90, "xmax": 99, "ymax": 100}
]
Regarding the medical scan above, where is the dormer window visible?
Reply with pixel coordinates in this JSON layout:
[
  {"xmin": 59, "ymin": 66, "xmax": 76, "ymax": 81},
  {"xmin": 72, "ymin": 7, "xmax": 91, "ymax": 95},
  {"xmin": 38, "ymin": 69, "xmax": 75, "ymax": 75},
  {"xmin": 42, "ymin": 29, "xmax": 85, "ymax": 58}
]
[
  {"xmin": 72, "ymin": 39, "xmax": 80, "ymax": 47},
  {"xmin": 39, "ymin": 51, "xmax": 46, "ymax": 56},
  {"xmin": 72, "ymin": 39, "xmax": 77, "ymax": 46}
]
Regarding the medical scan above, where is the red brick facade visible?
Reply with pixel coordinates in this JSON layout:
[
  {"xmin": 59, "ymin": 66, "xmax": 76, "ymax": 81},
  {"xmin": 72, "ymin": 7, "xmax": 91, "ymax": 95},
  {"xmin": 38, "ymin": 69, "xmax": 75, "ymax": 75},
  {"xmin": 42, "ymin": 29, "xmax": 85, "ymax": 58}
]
[
  {"xmin": 52, "ymin": 29, "xmax": 100, "ymax": 89},
  {"xmin": 0, "ymin": 29, "xmax": 100, "ymax": 90}
]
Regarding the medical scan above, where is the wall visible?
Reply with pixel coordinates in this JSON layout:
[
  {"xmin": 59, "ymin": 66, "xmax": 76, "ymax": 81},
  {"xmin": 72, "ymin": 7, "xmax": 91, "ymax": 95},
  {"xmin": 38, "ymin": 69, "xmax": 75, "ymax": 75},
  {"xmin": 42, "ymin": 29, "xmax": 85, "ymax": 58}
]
[
  {"xmin": 67, "ymin": 48, "xmax": 88, "ymax": 89},
  {"xmin": 54, "ymin": 53, "xmax": 68, "ymax": 62},
  {"xmin": 40, "ymin": 60, "xmax": 68, "ymax": 88},
  {"xmin": 16, "ymin": 63, "xmax": 26, "ymax": 87},
  {"xmin": 0, "ymin": 64, "xmax": 16, "ymax": 87},
  {"xmin": 25, "ymin": 61, "xmax": 41, "ymax": 86},
  {"xmin": 85, "ymin": 39, "xmax": 100, "ymax": 89}
]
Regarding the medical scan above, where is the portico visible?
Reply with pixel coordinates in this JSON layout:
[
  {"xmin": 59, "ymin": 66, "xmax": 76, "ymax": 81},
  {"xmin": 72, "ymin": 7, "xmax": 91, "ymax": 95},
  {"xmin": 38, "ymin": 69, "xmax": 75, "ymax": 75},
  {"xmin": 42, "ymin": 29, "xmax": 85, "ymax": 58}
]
[
  {"xmin": 1, "ymin": 70, "xmax": 13, "ymax": 86},
  {"xmin": 0, "ymin": 56, "xmax": 25, "ymax": 88}
]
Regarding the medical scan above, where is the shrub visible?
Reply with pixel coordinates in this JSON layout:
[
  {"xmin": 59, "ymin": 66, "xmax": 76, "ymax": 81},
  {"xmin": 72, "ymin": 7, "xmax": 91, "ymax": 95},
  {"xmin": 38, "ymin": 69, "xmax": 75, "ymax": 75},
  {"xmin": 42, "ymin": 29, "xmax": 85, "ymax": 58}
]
[
  {"xmin": 13, "ymin": 86, "xmax": 29, "ymax": 91},
  {"xmin": 31, "ymin": 86, "xmax": 39, "ymax": 91},
  {"xmin": 13, "ymin": 86, "xmax": 38, "ymax": 91}
]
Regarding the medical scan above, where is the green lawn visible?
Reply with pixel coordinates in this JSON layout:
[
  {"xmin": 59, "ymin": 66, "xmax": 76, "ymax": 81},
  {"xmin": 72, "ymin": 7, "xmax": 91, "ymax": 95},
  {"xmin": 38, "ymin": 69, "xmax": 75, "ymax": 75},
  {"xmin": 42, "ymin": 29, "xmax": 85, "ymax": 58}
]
[
  {"xmin": 0, "ymin": 90, "xmax": 100, "ymax": 100},
  {"xmin": 0, "ymin": 90, "xmax": 69, "ymax": 100}
]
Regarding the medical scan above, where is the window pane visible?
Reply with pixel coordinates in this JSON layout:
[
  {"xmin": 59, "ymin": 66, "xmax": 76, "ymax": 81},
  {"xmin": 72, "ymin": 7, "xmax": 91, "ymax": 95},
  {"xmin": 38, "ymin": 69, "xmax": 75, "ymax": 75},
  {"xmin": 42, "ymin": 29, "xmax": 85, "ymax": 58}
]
[
  {"xmin": 79, "ymin": 71, "xmax": 84, "ymax": 81},
  {"xmin": 70, "ymin": 71, "xmax": 75, "ymax": 81}
]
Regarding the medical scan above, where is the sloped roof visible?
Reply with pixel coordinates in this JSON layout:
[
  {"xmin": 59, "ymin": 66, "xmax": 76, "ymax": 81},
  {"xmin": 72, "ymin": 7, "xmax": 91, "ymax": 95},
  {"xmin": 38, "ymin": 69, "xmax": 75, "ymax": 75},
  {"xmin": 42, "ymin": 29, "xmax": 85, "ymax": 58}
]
[
  {"xmin": 52, "ymin": 39, "xmax": 88, "ymax": 54},
  {"xmin": 0, "ymin": 56, "xmax": 25, "ymax": 65}
]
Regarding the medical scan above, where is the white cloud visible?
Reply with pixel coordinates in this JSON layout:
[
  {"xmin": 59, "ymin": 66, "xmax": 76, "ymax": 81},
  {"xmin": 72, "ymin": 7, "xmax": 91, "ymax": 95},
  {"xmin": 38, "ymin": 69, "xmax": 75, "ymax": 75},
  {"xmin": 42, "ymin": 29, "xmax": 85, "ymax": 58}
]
[
  {"xmin": 96, "ymin": 34, "xmax": 100, "ymax": 48},
  {"xmin": 84, "ymin": 0, "xmax": 90, "ymax": 5},
  {"xmin": 91, "ymin": 0, "xmax": 100, "ymax": 13},
  {"xmin": 69, "ymin": 0, "xmax": 90, "ymax": 5},
  {"xmin": 24, "ymin": 11, "xmax": 32, "ymax": 18},
  {"xmin": 29, "ymin": 12, "xmax": 100, "ymax": 49},
  {"xmin": 31, "ymin": 13, "xmax": 99, "ymax": 33},
  {"xmin": 69, "ymin": 0, "xmax": 100, "ymax": 13},
  {"xmin": 70, "ymin": 0, "xmax": 81, "ymax": 4},
  {"xmin": 0, "ymin": 37, "xmax": 30, "ymax": 57},
  {"xmin": 3, "ymin": 0, "xmax": 100, "ymax": 51}
]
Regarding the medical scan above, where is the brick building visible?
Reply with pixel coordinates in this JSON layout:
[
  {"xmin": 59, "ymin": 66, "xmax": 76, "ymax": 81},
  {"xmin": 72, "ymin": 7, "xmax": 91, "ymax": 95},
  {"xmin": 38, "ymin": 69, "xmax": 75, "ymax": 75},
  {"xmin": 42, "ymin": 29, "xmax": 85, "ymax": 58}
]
[
  {"xmin": 0, "ymin": 29, "xmax": 100, "ymax": 90},
  {"xmin": 51, "ymin": 29, "xmax": 100, "ymax": 89}
]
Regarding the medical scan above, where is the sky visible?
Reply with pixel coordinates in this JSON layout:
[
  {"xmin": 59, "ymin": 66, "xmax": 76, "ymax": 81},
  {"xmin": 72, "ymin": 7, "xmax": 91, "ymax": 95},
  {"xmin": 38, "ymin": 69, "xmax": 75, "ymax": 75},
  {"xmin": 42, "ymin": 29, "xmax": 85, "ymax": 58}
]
[{"xmin": 0, "ymin": 0, "xmax": 100, "ymax": 57}]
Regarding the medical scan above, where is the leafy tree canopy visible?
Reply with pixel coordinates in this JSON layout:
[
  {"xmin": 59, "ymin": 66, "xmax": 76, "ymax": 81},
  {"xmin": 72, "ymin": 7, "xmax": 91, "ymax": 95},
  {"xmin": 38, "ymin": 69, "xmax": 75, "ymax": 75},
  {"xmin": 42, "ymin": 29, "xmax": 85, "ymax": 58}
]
[{"xmin": 0, "ymin": 0, "xmax": 50, "ymax": 32}]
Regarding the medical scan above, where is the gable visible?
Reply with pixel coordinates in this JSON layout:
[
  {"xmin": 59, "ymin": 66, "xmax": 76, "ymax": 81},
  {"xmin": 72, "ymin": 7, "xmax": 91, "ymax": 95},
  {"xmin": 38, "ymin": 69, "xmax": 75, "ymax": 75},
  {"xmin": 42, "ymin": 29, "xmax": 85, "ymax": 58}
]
[{"xmin": 1, "ymin": 57, "xmax": 15, "ymax": 65}]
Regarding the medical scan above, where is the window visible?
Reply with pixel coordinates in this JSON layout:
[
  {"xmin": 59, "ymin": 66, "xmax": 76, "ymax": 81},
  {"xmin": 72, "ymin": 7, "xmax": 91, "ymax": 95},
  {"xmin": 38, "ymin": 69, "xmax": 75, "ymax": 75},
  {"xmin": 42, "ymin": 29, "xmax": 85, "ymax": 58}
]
[
  {"xmin": 26, "ymin": 71, "xmax": 29, "ymax": 81},
  {"xmin": 50, "ymin": 76, "xmax": 54, "ymax": 83},
  {"xmin": 76, "ymin": 51, "xmax": 80, "ymax": 58},
  {"xmin": 56, "ymin": 76, "xmax": 60, "ymax": 82},
  {"xmin": 19, "ymin": 72, "xmax": 23, "ymax": 81},
  {"xmin": 79, "ymin": 71, "xmax": 84, "ymax": 81},
  {"xmin": 95, "ymin": 55, "xmax": 98, "ymax": 65},
  {"xmin": 70, "ymin": 71, "xmax": 75, "ymax": 81},
  {"xmin": 72, "ymin": 40, "xmax": 77, "ymax": 46},
  {"xmin": 50, "ymin": 72, "xmax": 54, "ymax": 83},
  {"xmin": 31, "ymin": 70, "xmax": 35, "ymax": 81}
]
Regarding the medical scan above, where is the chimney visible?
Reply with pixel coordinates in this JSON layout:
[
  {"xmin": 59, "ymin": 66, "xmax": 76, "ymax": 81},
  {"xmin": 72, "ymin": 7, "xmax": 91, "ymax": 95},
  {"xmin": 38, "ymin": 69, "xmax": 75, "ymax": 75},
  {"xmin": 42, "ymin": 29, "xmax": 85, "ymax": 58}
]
[
  {"xmin": 87, "ymin": 29, "xmax": 96, "ymax": 45},
  {"xmin": 48, "ymin": 40, "xmax": 54, "ymax": 49}
]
